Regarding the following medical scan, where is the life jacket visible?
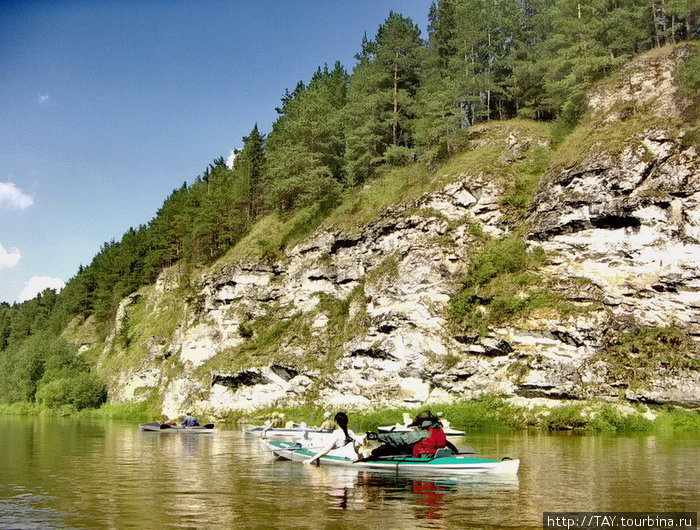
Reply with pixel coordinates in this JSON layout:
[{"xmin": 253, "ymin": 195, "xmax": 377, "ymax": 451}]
[{"xmin": 412, "ymin": 426, "xmax": 447, "ymax": 457}]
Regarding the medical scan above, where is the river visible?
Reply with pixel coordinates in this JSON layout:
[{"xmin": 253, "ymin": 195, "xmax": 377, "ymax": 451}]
[{"xmin": 0, "ymin": 416, "xmax": 697, "ymax": 528}]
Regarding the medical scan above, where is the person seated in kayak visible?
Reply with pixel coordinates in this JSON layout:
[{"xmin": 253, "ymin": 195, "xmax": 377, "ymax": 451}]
[
  {"xmin": 260, "ymin": 412, "xmax": 284, "ymax": 437},
  {"xmin": 181, "ymin": 412, "xmax": 199, "ymax": 427},
  {"xmin": 359, "ymin": 411, "xmax": 458, "ymax": 460},
  {"xmin": 318, "ymin": 411, "xmax": 336, "ymax": 431},
  {"xmin": 303, "ymin": 412, "xmax": 362, "ymax": 464},
  {"xmin": 269, "ymin": 412, "xmax": 284, "ymax": 428}
]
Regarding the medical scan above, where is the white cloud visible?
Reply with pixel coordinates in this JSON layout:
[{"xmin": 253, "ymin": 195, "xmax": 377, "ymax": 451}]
[
  {"xmin": 0, "ymin": 182, "xmax": 34, "ymax": 209},
  {"xmin": 0, "ymin": 244, "xmax": 21, "ymax": 269},
  {"xmin": 19, "ymin": 275, "xmax": 65, "ymax": 302},
  {"xmin": 225, "ymin": 149, "xmax": 238, "ymax": 169},
  {"xmin": 37, "ymin": 94, "xmax": 51, "ymax": 104}
]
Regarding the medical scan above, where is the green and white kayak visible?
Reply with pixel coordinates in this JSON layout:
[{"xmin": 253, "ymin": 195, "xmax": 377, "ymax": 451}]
[
  {"xmin": 264, "ymin": 440, "xmax": 519, "ymax": 475},
  {"xmin": 138, "ymin": 423, "xmax": 218, "ymax": 434}
]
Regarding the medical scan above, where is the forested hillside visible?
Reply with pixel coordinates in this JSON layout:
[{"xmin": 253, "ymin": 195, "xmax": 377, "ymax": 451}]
[{"xmin": 0, "ymin": 0, "xmax": 697, "ymax": 411}]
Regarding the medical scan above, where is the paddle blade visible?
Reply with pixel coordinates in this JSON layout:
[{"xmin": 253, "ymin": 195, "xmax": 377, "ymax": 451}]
[{"xmin": 204, "ymin": 424, "xmax": 215, "ymax": 429}]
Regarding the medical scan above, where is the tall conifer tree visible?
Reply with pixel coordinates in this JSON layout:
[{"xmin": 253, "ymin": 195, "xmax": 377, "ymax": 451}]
[
  {"xmin": 234, "ymin": 124, "xmax": 267, "ymax": 220},
  {"xmin": 344, "ymin": 13, "xmax": 423, "ymax": 184}
]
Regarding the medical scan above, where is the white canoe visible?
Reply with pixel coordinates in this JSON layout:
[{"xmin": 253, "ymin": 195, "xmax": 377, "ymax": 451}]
[
  {"xmin": 378, "ymin": 425, "xmax": 466, "ymax": 436},
  {"xmin": 243, "ymin": 426, "xmax": 334, "ymax": 439}
]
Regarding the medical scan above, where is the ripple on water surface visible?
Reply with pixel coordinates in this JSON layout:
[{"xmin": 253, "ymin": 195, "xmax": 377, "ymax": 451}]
[{"xmin": 0, "ymin": 488, "xmax": 68, "ymax": 529}]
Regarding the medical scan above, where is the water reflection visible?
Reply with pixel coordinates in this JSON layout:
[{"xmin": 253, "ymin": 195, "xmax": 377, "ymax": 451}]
[
  {"xmin": 0, "ymin": 418, "xmax": 697, "ymax": 529},
  {"xmin": 296, "ymin": 463, "xmax": 519, "ymax": 525}
]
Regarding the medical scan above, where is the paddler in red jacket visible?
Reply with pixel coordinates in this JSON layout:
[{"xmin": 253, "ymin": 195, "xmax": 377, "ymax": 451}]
[{"xmin": 412, "ymin": 418, "xmax": 447, "ymax": 457}]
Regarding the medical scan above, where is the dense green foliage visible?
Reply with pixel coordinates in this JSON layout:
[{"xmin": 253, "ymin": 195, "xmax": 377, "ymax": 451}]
[
  {"xmin": 1, "ymin": 1, "xmax": 696, "ymax": 409},
  {"xmin": 0, "ymin": 327, "xmax": 105, "ymax": 411}
]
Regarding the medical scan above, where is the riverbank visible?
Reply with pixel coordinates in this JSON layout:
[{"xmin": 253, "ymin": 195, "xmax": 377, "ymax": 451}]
[
  {"xmin": 233, "ymin": 397, "xmax": 700, "ymax": 434},
  {"xmin": 0, "ymin": 401, "xmax": 152, "ymax": 422},
  {"xmin": 2, "ymin": 395, "xmax": 699, "ymax": 433}
]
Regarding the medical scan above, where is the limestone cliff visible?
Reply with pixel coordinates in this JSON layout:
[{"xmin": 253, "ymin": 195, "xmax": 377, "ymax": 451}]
[{"xmin": 66, "ymin": 44, "xmax": 699, "ymax": 418}]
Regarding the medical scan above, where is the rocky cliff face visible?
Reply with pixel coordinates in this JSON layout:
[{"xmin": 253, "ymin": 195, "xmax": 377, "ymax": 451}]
[
  {"xmin": 74, "ymin": 45, "xmax": 699, "ymax": 418},
  {"xmin": 524, "ymin": 44, "xmax": 699, "ymax": 407}
]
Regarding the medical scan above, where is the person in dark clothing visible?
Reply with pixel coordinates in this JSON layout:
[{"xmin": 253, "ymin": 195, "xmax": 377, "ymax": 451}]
[{"xmin": 181, "ymin": 412, "xmax": 199, "ymax": 427}]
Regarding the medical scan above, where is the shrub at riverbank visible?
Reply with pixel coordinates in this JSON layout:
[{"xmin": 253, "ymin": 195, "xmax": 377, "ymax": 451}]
[
  {"xmin": 224, "ymin": 396, "xmax": 700, "ymax": 434},
  {"xmin": 0, "ymin": 400, "xmax": 153, "ymax": 422},
  {"xmin": 2, "ymin": 395, "xmax": 698, "ymax": 434}
]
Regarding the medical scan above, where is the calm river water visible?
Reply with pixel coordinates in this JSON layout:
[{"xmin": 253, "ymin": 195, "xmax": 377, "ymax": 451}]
[{"xmin": 0, "ymin": 416, "xmax": 697, "ymax": 529}]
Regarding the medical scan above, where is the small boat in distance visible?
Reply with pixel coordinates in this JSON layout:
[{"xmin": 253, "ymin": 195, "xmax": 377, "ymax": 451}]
[{"xmin": 139, "ymin": 423, "xmax": 218, "ymax": 434}]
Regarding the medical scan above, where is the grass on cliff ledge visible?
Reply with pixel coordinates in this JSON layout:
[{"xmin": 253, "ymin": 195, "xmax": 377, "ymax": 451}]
[
  {"xmin": 214, "ymin": 119, "xmax": 552, "ymax": 267},
  {"xmin": 551, "ymin": 43, "xmax": 698, "ymax": 171},
  {"xmin": 674, "ymin": 40, "xmax": 699, "ymax": 149},
  {"xmin": 448, "ymin": 233, "xmax": 591, "ymax": 335},
  {"xmin": 593, "ymin": 327, "xmax": 700, "ymax": 389}
]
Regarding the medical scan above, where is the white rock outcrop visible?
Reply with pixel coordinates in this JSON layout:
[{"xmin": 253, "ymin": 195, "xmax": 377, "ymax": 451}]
[{"xmin": 91, "ymin": 45, "xmax": 699, "ymax": 416}]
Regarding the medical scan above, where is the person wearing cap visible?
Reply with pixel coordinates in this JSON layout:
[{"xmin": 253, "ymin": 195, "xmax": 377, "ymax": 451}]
[
  {"xmin": 319, "ymin": 411, "xmax": 336, "ymax": 431},
  {"xmin": 181, "ymin": 412, "xmax": 199, "ymax": 427},
  {"xmin": 260, "ymin": 412, "xmax": 285, "ymax": 437},
  {"xmin": 267, "ymin": 412, "xmax": 285, "ymax": 427}
]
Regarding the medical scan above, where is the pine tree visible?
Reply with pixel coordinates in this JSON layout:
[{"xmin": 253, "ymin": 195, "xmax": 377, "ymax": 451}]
[
  {"xmin": 415, "ymin": 0, "xmax": 465, "ymax": 159},
  {"xmin": 344, "ymin": 13, "xmax": 424, "ymax": 183},
  {"xmin": 266, "ymin": 62, "xmax": 348, "ymax": 209},
  {"xmin": 375, "ymin": 11, "xmax": 425, "ymax": 146},
  {"xmin": 540, "ymin": 0, "xmax": 651, "ymax": 122},
  {"xmin": 234, "ymin": 124, "xmax": 267, "ymax": 220}
]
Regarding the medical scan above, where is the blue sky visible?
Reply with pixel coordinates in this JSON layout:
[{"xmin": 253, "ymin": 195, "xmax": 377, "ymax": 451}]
[{"xmin": 0, "ymin": 0, "xmax": 430, "ymax": 304}]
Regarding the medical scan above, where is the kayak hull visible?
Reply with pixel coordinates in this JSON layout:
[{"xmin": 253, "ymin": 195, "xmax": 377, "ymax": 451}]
[
  {"xmin": 264, "ymin": 440, "xmax": 519, "ymax": 475},
  {"xmin": 138, "ymin": 423, "xmax": 218, "ymax": 434}
]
